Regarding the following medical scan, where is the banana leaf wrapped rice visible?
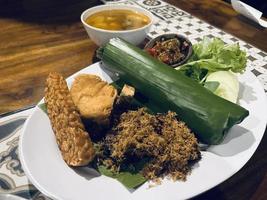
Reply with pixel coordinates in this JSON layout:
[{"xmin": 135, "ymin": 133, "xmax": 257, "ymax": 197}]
[{"xmin": 97, "ymin": 38, "xmax": 249, "ymax": 145}]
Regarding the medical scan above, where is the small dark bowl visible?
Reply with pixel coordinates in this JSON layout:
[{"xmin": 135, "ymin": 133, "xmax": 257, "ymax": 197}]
[{"xmin": 144, "ymin": 34, "xmax": 193, "ymax": 67}]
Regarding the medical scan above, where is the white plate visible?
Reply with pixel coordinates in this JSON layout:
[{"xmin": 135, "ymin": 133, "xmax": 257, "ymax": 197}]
[
  {"xmin": 0, "ymin": 194, "xmax": 27, "ymax": 200},
  {"xmin": 19, "ymin": 62, "xmax": 267, "ymax": 200}
]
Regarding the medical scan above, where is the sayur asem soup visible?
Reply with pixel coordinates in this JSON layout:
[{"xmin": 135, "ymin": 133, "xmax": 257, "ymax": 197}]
[{"xmin": 85, "ymin": 9, "xmax": 151, "ymax": 31}]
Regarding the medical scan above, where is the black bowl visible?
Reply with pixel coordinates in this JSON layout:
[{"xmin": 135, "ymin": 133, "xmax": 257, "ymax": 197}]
[{"xmin": 144, "ymin": 34, "xmax": 193, "ymax": 67}]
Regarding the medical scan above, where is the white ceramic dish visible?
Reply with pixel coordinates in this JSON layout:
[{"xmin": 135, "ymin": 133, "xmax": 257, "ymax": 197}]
[
  {"xmin": 0, "ymin": 194, "xmax": 27, "ymax": 200},
  {"xmin": 19, "ymin": 62, "xmax": 267, "ymax": 200},
  {"xmin": 81, "ymin": 5, "xmax": 154, "ymax": 46}
]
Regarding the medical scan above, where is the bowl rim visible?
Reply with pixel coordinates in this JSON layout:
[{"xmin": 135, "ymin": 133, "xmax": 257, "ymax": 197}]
[
  {"xmin": 80, "ymin": 4, "xmax": 154, "ymax": 34},
  {"xmin": 144, "ymin": 33, "xmax": 193, "ymax": 67}
]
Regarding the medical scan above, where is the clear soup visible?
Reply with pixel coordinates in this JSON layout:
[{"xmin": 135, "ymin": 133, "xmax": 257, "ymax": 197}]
[{"xmin": 85, "ymin": 9, "xmax": 151, "ymax": 31}]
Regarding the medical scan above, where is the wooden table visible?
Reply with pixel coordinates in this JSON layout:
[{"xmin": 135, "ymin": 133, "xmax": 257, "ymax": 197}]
[{"xmin": 0, "ymin": 0, "xmax": 266, "ymax": 199}]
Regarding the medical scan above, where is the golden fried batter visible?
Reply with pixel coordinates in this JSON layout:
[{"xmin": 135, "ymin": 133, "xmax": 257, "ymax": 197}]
[
  {"xmin": 70, "ymin": 74, "xmax": 117, "ymax": 126},
  {"xmin": 44, "ymin": 72, "xmax": 95, "ymax": 166}
]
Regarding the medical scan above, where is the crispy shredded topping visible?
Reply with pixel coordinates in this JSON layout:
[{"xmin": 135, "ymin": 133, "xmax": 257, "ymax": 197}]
[{"xmin": 98, "ymin": 108, "xmax": 201, "ymax": 182}]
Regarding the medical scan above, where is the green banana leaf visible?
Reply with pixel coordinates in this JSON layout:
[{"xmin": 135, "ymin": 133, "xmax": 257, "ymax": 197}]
[{"xmin": 97, "ymin": 38, "xmax": 249, "ymax": 145}]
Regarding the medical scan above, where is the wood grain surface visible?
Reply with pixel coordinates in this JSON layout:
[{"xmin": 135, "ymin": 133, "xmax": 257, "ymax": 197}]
[
  {"xmin": 0, "ymin": 0, "xmax": 99, "ymax": 114},
  {"xmin": 0, "ymin": 0, "xmax": 267, "ymax": 199},
  {"xmin": 0, "ymin": 0, "xmax": 267, "ymax": 114}
]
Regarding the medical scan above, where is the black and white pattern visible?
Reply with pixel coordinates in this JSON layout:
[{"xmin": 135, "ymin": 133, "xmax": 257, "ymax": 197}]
[
  {"xmin": 0, "ymin": 137, "xmax": 24, "ymax": 177},
  {"xmin": 143, "ymin": 0, "xmax": 161, "ymax": 6},
  {"xmin": 0, "ymin": 113, "xmax": 51, "ymax": 200}
]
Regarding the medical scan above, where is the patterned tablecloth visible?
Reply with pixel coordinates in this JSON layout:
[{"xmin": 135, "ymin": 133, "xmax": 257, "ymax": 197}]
[{"xmin": 0, "ymin": 0, "xmax": 267, "ymax": 199}]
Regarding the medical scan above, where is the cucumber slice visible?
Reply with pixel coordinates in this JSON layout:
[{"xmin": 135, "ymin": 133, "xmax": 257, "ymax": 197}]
[{"xmin": 206, "ymin": 71, "xmax": 239, "ymax": 103}]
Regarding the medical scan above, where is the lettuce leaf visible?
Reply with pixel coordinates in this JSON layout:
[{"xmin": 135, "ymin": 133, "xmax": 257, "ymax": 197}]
[
  {"xmin": 177, "ymin": 37, "xmax": 247, "ymax": 74},
  {"xmin": 178, "ymin": 65, "xmax": 208, "ymax": 82}
]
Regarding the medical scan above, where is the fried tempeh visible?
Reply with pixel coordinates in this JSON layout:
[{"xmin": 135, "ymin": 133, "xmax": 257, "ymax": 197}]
[{"xmin": 44, "ymin": 72, "xmax": 95, "ymax": 166}]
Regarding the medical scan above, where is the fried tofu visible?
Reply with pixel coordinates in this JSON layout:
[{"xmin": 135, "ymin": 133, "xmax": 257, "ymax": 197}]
[{"xmin": 70, "ymin": 74, "xmax": 117, "ymax": 126}]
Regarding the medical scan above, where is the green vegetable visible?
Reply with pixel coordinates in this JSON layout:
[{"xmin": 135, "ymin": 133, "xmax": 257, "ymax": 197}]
[
  {"xmin": 178, "ymin": 65, "xmax": 208, "ymax": 83},
  {"xmin": 177, "ymin": 37, "xmax": 247, "ymax": 78},
  {"xmin": 206, "ymin": 71, "xmax": 239, "ymax": 103},
  {"xmin": 97, "ymin": 38, "xmax": 249, "ymax": 144}
]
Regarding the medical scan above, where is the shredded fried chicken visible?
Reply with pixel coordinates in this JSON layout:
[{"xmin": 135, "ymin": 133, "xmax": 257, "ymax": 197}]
[{"xmin": 98, "ymin": 108, "xmax": 201, "ymax": 182}]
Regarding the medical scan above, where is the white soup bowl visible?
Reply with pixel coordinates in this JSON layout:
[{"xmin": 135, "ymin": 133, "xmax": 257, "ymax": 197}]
[{"xmin": 81, "ymin": 4, "xmax": 154, "ymax": 46}]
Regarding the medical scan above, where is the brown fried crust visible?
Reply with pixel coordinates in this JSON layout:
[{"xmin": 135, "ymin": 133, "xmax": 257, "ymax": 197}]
[
  {"xmin": 44, "ymin": 72, "xmax": 95, "ymax": 166},
  {"xmin": 70, "ymin": 74, "xmax": 117, "ymax": 126}
]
